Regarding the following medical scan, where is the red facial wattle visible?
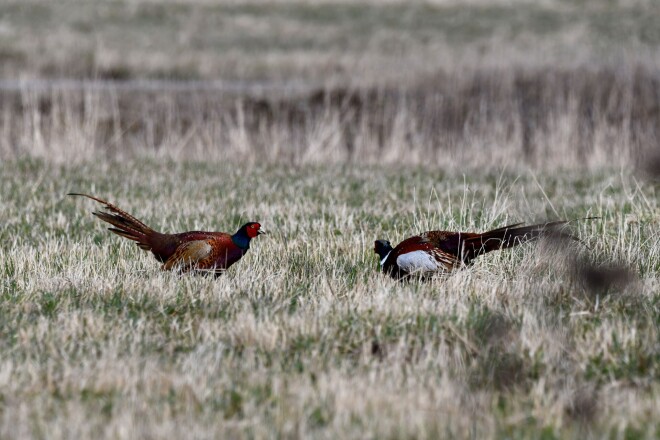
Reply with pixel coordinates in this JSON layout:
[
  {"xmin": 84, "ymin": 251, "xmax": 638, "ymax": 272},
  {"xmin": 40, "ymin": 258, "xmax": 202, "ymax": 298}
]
[{"xmin": 247, "ymin": 223, "xmax": 260, "ymax": 238}]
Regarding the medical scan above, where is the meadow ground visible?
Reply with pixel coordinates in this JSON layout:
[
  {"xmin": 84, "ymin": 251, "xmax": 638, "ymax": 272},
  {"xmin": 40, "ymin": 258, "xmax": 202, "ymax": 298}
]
[{"xmin": 0, "ymin": 159, "xmax": 659, "ymax": 438}]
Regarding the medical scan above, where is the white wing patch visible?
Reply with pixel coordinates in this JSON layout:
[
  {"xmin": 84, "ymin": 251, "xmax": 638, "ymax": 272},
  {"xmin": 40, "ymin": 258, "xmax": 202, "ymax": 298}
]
[{"xmin": 396, "ymin": 250, "xmax": 442, "ymax": 273}]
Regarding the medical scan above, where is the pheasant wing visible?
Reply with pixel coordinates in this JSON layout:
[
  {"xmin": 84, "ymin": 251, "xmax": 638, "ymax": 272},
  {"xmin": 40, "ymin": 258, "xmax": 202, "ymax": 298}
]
[
  {"xmin": 422, "ymin": 231, "xmax": 480, "ymax": 257},
  {"xmin": 392, "ymin": 235, "xmax": 461, "ymax": 272},
  {"xmin": 162, "ymin": 240, "xmax": 214, "ymax": 272}
]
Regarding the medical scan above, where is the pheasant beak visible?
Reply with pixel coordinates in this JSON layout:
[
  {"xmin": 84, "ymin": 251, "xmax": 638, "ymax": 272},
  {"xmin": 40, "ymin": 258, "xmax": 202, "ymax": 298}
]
[{"xmin": 258, "ymin": 228, "xmax": 268, "ymax": 236}]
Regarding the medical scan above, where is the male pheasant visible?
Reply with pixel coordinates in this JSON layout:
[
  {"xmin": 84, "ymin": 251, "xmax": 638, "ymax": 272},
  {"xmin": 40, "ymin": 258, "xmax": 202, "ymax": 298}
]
[
  {"xmin": 69, "ymin": 193, "xmax": 266, "ymax": 275},
  {"xmin": 374, "ymin": 221, "xmax": 568, "ymax": 279}
]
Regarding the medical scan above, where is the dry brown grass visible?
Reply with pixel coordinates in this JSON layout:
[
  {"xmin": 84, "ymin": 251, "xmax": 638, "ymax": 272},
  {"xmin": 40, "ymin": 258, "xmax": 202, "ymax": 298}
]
[{"xmin": 2, "ymin": 66, "xmax": 659, "ymax": 169}]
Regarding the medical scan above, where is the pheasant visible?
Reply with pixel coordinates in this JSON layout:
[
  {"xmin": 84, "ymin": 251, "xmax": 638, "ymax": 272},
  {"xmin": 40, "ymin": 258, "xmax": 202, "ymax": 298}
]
[
  {"xmin": 69, "ymin": 193, "xmax": 266, "ymax": 275},
  {"xmin": 374, "ymin": 221, "xmax": 569, "ymax": 279}
]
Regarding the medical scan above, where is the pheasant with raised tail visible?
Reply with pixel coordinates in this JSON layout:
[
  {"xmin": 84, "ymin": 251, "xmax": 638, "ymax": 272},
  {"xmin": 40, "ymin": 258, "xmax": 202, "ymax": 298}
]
[{"xmin": 69, "ymin": 193, "xmax": 266, "ymax": 275}]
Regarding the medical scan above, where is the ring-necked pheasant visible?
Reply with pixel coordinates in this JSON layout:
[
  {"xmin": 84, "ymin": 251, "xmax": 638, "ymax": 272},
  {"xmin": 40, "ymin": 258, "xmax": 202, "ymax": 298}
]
[
  {"xmin": 374, "ymin": 221, "xmax": 569, "ymax": 279},
  {"xmin": 69, "ymin": 193, "xmax": 266, "ymax": 275}
]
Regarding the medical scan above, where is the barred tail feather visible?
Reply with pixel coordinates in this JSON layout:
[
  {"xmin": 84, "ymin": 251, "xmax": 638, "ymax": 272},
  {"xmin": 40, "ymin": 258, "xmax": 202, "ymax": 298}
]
[
  {"xmin": 68, "ymin": 193, "xmax": 157, "ymax": 251},
  {"xmin": 463, "ymin": 221, "xmax": 570, "ymax": 259},
  {"xmin": 488, "ymin": 221, "xmax": 568, "ymax": 248}
]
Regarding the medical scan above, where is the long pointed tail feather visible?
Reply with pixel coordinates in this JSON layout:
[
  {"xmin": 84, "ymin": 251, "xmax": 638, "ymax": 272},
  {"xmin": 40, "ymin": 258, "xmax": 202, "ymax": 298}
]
[
  {"xmin": 68, "ymin": 193, "xmax": 156, "ymax": 251},
  {"xmin": 462, "ymin": 220, "xmax": 574, "ymax": 261}
]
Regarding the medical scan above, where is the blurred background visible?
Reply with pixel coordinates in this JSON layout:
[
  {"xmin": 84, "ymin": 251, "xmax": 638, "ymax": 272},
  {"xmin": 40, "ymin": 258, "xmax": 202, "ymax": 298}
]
[{"xmin": 1, "ymin": 0, "xmax": 659, "ymax": 168}]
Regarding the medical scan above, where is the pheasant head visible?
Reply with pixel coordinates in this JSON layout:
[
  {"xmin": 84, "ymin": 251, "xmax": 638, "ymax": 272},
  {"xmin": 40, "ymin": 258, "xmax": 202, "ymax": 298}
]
[
  {"xmin": 374, "ymin": 239, "xmax": 393, "ymax": 265},
  {"xmin": 232, "ymin": 222, "xmax": 266, "ymax": 249}
]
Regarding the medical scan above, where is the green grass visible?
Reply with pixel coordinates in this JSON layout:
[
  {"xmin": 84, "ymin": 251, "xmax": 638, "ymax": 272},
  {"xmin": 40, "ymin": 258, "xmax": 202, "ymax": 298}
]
[{"xmin": 0, "ymin": 158, "xmax": 658, "ymax": 438}]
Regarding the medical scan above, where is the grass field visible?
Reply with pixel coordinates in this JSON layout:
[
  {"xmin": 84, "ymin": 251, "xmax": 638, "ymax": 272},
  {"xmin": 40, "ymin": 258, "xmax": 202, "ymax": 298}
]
[
  {"xmin": 1, "ymin": 160, "xmax": 658, "ymax": 438},
  {"xmin": 1, "ymin": 0, "xmax": 659, "ymax": 82},
  {"xmin": 1, "ymin": 0, "xmax": 659, "ymax": 438}
]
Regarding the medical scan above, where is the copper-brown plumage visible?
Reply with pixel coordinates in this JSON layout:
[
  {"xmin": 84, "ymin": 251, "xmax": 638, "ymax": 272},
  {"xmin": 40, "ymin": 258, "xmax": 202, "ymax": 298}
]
[{"xmin": 69, "ymin": 193, "xmax": 265, "ymax": 275}]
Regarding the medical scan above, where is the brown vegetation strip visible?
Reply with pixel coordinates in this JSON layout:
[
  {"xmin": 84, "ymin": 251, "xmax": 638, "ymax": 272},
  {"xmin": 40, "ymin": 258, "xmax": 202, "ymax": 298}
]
[{"xmin": 1, "ymin": 67, "xmax": 659, "ymax": 168}]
